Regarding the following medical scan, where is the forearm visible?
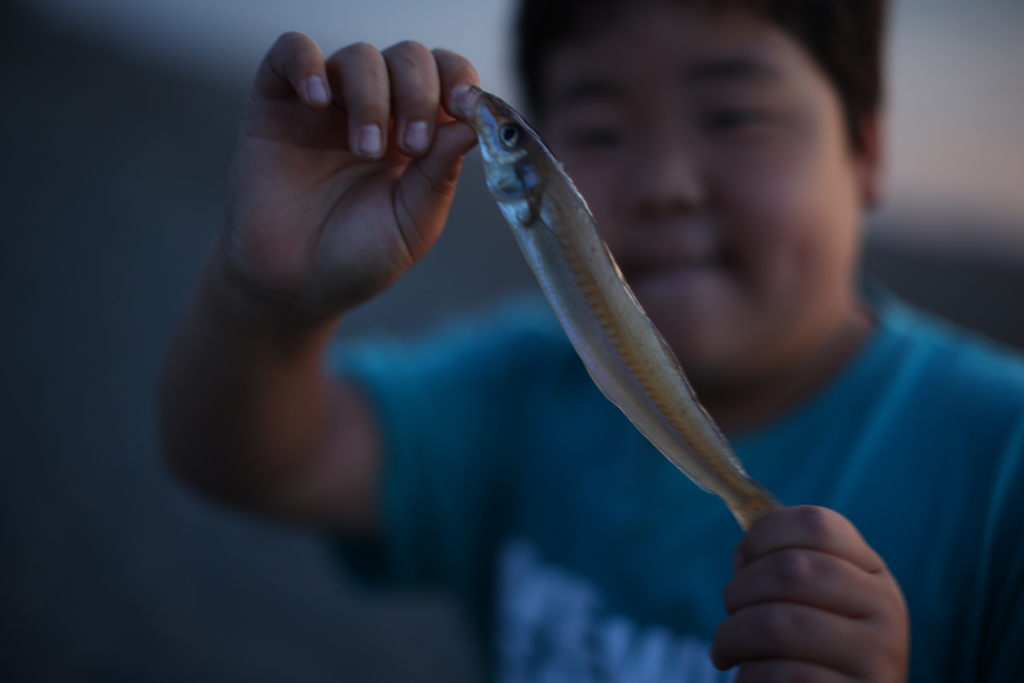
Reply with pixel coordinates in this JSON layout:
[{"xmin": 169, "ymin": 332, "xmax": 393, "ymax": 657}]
[{"xmin": 159, "ymin": 248, "xmax": 343, "ymax": 509}]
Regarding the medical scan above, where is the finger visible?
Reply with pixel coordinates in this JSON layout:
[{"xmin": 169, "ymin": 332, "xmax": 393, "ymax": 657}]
[
  {"xmin": 382, "ymin": 41, "xmax": 441, "ymax": 157},
  {"xmin": 733, "ymin": 660, "xmax": 856, "ymax": 683},
  {"xmin": 413, "ymin": 120, "xmax": 479, "ymax": 184},
  {"xmin": 326, "ymin": 43, "xmax": 390, "ymax": 159},
  {"xmin": 253, "ymin": 32, "xmax": 331, "ymax": 108},
  {"xmin": 735, "ymin": 506, "xmax": 886, "ymax": 575},
  {"xmin": 711, "ymin": 602, "xmax": 868, "ymax": 676},
  {"xmin": 432, "ymin": 48, "xmax": 480, "ymax": 120},
  {"xmin": 392, "ymin": 120, "xmax": 478, "ymax": 260},
  {"xmin": 724, "ymin": 547, "xmax": 888, "ymax": 618}
]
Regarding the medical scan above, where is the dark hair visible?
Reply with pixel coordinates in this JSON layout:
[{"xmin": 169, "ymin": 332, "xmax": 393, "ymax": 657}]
[{"xmin": 515, "ymin": 0, "xmax": 886, "ymax": 150}]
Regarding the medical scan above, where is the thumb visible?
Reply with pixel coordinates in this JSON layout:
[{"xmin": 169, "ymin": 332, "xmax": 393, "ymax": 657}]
[{"xmin": 393, "ymin": 120, "xmax": 478, "ymax": 259}]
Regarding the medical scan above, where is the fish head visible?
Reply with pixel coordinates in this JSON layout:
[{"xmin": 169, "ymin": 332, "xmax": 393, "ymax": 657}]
[{"xmin": 464, "ymin": 87, "xmax": 553, "ymax": 208}]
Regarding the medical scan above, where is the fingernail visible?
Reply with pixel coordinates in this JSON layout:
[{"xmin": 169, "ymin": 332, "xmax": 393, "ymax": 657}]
[
  {"xmin": 305, "ymin": 75, "xmax": 329, "ymax": 105},
  {"xmin": 405, "ymin": 120, "xmax": 430, "ymax": 153},
  {"xmin": 358, "ymin": 124, "xmax": 382, "ymax": 157},
  {"xmin": 450, "ymin": 85, "xmax": 476, "ymax": 118}
]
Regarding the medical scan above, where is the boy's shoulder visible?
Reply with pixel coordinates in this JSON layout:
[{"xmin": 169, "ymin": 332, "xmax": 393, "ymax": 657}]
[{"xmin": 876, "ymin": 294, "xmax": 1024, "ymax": 428}]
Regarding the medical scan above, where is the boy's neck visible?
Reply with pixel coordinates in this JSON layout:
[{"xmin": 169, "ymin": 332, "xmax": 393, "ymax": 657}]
[{"xmin": 694, "ymin": 301, "xmax": 875, "ymax": 435}]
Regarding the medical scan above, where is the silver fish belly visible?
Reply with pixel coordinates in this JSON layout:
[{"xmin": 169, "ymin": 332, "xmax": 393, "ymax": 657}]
[{"xmin": 463, "ymin": 87, "xmax": 781, "ymax": 530}]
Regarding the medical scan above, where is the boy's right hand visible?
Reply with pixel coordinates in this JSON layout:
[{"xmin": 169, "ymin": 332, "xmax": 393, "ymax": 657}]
[{"xmin": 220, "ymin": 33, "xmax": 480, "ymax": 318}]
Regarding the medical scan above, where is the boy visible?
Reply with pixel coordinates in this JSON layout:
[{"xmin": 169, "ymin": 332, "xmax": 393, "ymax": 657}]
[{"xmin": 161, "ymin": 0, "xmax": 1024, "ymax": 680}]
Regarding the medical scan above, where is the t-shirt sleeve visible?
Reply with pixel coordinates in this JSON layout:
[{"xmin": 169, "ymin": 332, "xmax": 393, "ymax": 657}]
[{"xmin": 325, "ymin": 300, "xmax": 565, "ymax": 607}]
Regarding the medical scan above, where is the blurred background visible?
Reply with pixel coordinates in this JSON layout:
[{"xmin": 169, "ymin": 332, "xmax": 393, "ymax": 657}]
[{"xmin": 0, "ymin": 0, "xmax": 1021, "ymax": 680}]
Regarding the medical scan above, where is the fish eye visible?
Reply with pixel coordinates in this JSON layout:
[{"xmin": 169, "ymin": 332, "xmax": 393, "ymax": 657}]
[{"xmin": 499, "ymin": 123, "xmax": 522, "ymax": 149}]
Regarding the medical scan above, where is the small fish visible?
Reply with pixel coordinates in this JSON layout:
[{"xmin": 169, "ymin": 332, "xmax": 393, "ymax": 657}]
[{"xmin": 461, "ymin": 87, "xmax": 781, "ymax": 530}]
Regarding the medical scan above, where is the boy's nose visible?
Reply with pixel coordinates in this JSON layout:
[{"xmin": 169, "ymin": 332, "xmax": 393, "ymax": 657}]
[{"xmin": 628, "ymin": 141, "xmax": 705, "ymax": 220}]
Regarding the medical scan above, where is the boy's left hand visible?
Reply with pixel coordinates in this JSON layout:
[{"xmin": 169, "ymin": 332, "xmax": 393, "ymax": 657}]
[{"xmin": 711, "ymin": 506, "xmax": 908, "ymax": 682}]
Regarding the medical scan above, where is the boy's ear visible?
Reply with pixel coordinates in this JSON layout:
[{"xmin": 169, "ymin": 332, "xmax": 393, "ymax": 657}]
[{"xmin": 854, "ymin": 113, "xmax": 884, "ymax": 210}]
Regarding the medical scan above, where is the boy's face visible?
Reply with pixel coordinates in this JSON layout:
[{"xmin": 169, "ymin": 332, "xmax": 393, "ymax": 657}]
[{"xmin": 539, "ymin": 2, "xmax": 878, "ymax": 390}]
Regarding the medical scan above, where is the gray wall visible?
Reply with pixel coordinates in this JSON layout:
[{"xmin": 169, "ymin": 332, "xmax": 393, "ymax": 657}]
[{"xmin": 1, "ymin": 3, "xmax": 1021, "ymax": 681}]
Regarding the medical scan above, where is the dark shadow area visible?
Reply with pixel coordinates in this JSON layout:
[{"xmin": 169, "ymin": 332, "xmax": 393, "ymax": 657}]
[
  {"xmin": 1, "ymin": 1, "xmax": 1021, "ymax": 680},
  {"xmin": 0, "ymin": 4, "xmax": 484, "ymax": 682},
  {"xmin": 862, "ymin": 242, "xmax": 1024, "ymax": 352}
]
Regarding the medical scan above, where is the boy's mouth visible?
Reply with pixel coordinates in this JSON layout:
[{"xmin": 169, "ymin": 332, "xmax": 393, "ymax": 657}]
[
  {"xmin": 610, "ymin": 215, "xmax": 734, "ymax": 285},
  {"xmin": 619, "ymin": 249, "xmax": 736, "ymax": 284}
]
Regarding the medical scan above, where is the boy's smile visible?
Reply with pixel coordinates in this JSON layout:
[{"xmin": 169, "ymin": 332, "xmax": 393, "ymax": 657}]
[{"xmin": 538, "ymin": 0, "xmax": 877, "ymax": 430}]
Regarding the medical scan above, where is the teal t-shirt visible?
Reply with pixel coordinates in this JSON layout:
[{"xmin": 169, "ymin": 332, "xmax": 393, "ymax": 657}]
[{"xmin": 332, "ymin": 293, "xmax": 1024, "ymax": 683}]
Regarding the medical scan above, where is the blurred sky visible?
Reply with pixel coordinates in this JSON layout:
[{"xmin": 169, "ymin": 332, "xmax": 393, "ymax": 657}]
[{"xmin": 20, "ymin": 0, "xmax": 1024, "ymax": 260}]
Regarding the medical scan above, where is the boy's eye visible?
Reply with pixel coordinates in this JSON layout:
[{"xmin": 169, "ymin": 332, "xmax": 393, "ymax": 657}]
[
  {"xmin": 702, "ymin": 109, "xmax": 771, "ymax": 134},
  {"xmin": 566, "ymin": 129, "xmax": 623, "ymax": 149}
]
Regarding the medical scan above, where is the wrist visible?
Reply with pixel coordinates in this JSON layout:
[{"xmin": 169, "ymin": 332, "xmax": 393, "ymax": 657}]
[{"xmin": 198, "ymin": 238, "xmax": 344, "ymax": 345}]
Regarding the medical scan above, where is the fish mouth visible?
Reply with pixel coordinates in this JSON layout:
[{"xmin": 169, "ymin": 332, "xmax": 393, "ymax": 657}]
[{"xmin": 453, "ymin": 85, "xmax": 484, "ymax": 122}]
